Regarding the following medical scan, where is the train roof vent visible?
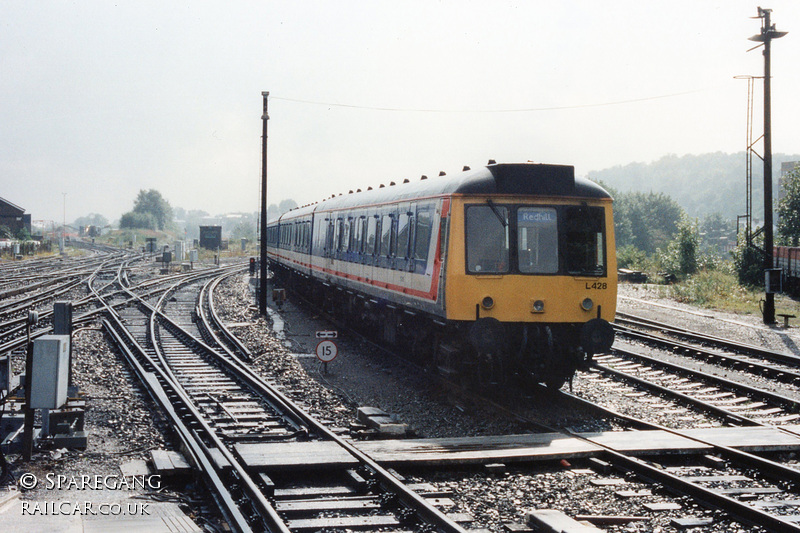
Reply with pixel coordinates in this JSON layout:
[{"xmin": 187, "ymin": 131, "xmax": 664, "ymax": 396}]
[
  {"xmin": 488, "ymin": 159, "xmax": 497, "ymax": 165},
  {"xmin": 368, "ymin": 186, "xmax": 373, "ymax": 190},
  {"xmin": 348, "ymin": 190, "xmax": 353, "ymax": 194},
  {"xmin": 439, "ymin": 171, "xmax": 446, "ymax": 176},
  {"xmin": 403, "ymin": 179, "xmax": 409, "ymax": 184},
  {"xmin": 379, "ymin": 184, "xmax": 385, "ymax": 188},
  {"xmin": 463, "ymin": 166, "xmax": 470, "ymax": 171},
  {"xmin": 389, "ymin": 181, "xmax": 396, "ymax": 186},
  {"xmin": 421, "ymin": 175, "xmax": 428, "ymax": 180},
  {"xmin": 356, "ymin": 188, "xmax": 362, "ymax": 193}
]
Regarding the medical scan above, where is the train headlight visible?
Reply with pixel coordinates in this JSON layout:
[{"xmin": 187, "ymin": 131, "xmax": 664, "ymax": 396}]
[
  {"xmin": 531, "ymin": 299, "xmax": 545, "ymax": 313},
  {"xmin": 581, "ymin": 298, "xmax": 594, "ymax": 312},
  {"xmin": 481, "ymin": 296, "xmax": 495, "ymax": 310}
]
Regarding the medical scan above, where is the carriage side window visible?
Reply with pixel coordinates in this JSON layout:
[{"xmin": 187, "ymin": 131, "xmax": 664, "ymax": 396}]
[
  {"xmin": 517, "ymin": 208, "xmax": 559, "ymax": 274},
  {"xmin": 332, "ymin": 219, "xmax": 342, "ymax": 252},
  {"xmin": 366, "ymin": 215, "xmax": 378, "ymax": 255},
  {"xmin": 333, "ymin": 218, "xmax": 344, "ymax": 252},
  {"xmin": 380, "ymin": 214, "xmax": 393, "ymax": 257},
  {"xmin": 316, "ymin": 218, "xmax": 332, "ymax": 254},
  {"xmin": 563, "ymin": 206, "xmax": 606, "ymax": 276},
  {"xmin": 397, "ymin": 212, "xmax": 411, "ymax": 259},
  {"xmin": 345, "ymin": 218, "xmax": 354, "ymax": 252},
  {"xmin": 414, "ymin": 209, "xmax": 433, "ymax": 261},
  {"xmin": 466, "ymin": 205, "xmax": 509, "ymax": 274},
  {"xmin": 353, "ymin": 216, "xmax": 365, "ymax": 253}
]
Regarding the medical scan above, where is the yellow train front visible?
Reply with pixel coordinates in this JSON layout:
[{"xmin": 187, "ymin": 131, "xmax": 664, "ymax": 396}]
[
  {"xmin": 442, "ymin": 163, "xmax": 616, "ymax": 388},
  {"xmin": 266, "ymin": 162, "xmax": 616, "ymax": 389}
]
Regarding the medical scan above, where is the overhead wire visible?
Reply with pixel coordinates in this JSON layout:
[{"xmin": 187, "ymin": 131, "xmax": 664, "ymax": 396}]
[{"xmin": 271, "ymin": 89, "xmax": 704, "ymax": 113}]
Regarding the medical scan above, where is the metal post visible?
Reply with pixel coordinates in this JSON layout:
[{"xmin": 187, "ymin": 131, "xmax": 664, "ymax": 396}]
[
  {"xmin": 22, "ymin": 341, "xmax": 34, "ymax": 461},
  {"xmin": 763, "ymin": 8, "xmax": 776, "ymax": 324},
  {"xmin": 22, "ymin": 311, "xmax": 38, "ymax": 461},
  {"xmin": 259, "ymin": 92, "xmax": 270, "ymax": 315},
  {"xmin": 53, "ymin": 301, "xmax": 74, "ymax": 388},
  {"xmin": 749, "ymin": 8, "xmax": 787, "ymax": 325}
]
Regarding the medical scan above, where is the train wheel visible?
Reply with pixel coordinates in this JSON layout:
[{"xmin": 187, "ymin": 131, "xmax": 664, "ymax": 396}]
[{"xmin": 544, "ymin": 375, "xmax": 567, "ymax": 390}]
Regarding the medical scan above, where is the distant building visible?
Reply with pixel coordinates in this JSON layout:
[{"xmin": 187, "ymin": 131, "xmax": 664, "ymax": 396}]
[{"xmin": 0, "ymin": 197, "xmax": 32, "ymax": 236}]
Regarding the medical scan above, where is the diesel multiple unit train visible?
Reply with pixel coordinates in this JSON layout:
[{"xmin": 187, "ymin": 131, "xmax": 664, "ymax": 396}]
[{"xmin": 266, "ymin": 162, "xmax": 617, "ymax": 388}]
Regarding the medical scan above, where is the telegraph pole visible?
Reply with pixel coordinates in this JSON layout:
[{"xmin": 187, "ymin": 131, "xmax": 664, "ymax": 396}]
[
  {"xmin": 259, "ymin": 92, "xmax": 269, "ymax": 315},
  {"xmin": 749, "ymin": 7, "xmax": 787, "ymax": 325}
]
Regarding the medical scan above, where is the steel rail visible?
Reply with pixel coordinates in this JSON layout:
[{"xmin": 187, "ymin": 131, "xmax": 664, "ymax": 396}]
[
  {"xmin": 616, "ymin": 311, "xmax": 800, "ymax": 367},
  {"xmin": 195, "ymin": 286, "xmax": 468, "ymax": 533},
  {"xmin": 95, "ymin": 266, "xmax": 266, "ymax": 532},
  {"xmin": 101, "ymin": 316, "xmax": 254, "ymax": 532},
  {"xmin": 146, "ymin": 282, "xmax": 290, "ymax": 533},
  {"xmin": 559, "ymin": 389, "xmax": 800, "ymax": 532},
  {"xmin": 609, "ymin": 345, "xmax": 800, "ymax": 413},
  {"xmin": 200, "ymin": 272, "xmax": 252, "ymax": 361}
]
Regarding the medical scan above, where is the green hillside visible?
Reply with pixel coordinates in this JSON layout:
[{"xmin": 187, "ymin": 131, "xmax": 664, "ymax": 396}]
[{"xmin": 587, "ymin": 152, "xmax": 800, "ymax": 221}]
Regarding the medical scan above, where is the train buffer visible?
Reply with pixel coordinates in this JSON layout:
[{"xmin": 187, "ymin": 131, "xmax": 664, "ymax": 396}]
[{"xmin": 777, "ymin": 313, "xmax": 796, "ymax": 327}]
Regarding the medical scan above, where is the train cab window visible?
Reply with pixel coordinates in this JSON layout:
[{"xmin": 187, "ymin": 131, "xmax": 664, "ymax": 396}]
[
  {"xmin": 517, "ymin": 207, "xmax": 558, "ymax": 274},
  {"xmin": 365, "ymin": 215, "xmax": 378, "ymax": 255},
  {"xmin": 563, "ymin": 206, "xmax": 606, "ymax": 276},
  {"xmin": 466, "ymin": 205, "xmax": 509, "ymax": 274},
  {"xmin": 414, "ymin": 209, "xmax": 433, "ymax": 261}
]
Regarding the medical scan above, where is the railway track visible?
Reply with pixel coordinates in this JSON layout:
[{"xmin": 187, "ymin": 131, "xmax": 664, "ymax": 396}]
[
  {"xmin": 97, "ymin": 266, "xmax": 470, "ymax": 533},
  {"xmin": 512, "ymin": 312, "xmax": 800, "ymax": 529},
  {"xmin": 556, "ymin": 381, "xmax": 800, "ymax": 531},
  {"xmin": 615, "ymin": 311, "xmax": 800, "ymax": 382},
  {"xmin": 245, "ymin": 281, "xmax": 800, "ymax": 531}
]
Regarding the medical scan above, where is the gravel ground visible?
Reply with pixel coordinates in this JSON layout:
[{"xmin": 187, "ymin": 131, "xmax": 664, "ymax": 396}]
[
  {"xmin": 215, "ymin": 275, "xmax": 773, "ymax": 532},
  {"xmin": 2, "ymin": 274, "xmax": 790, "ymax": 532},
  {"xmin": 2, "ymin": 323, "xmax": 216, "ymax": 530},
  {"xmin": 617, "ymin": 283, "xmax": 800, "ymax": 357}
]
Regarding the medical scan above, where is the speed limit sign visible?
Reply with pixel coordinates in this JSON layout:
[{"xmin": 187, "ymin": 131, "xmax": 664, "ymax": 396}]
[{"xmin": 315, "ymin": 340, "xmax": 338, "ymax": 363}]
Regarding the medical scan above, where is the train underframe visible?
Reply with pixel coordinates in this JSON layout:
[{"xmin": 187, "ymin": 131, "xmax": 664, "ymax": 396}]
[{"xmin": 269, "ymin": 263, "xmax": 612, "ymax": 389}]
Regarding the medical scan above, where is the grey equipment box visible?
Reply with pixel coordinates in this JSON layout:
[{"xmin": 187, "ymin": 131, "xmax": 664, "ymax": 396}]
[{"xmin": 30, "ymin": 335, "xmax": 70, "ymax": 409}]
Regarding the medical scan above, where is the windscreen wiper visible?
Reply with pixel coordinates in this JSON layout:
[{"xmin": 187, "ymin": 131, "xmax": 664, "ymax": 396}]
[{"xmin": 486, "ymin": 199, "xmax": 507, "ymax": 228}]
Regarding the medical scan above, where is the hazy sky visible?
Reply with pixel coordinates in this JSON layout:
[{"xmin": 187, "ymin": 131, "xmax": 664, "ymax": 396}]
[{"xmin": 2, "ymin": 1, "xmax": 799, "ymax": 225}]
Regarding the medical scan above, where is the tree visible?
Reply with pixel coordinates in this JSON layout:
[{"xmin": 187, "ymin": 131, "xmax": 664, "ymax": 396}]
[
  {"xmin": 658, "ymin": 216, "xmax": 699, "ymax": 279},
  {"xmin": 119, "ymin": 189, "xmax": 174, "ymax": 231},
  {"xmin": 133, "ymin": 189, "xmax": 173, "ymax": 230},
  {"xmin": 15, "ymin": 227, "xmax": 32, "ymax": 241},
  {"xmin": 231, "ymin": 219, "xmax": 256, "ymax": 241},
  {"xmin": 120, "ymin": 211, "xmax": 157, "ymax": 230},
  {"xmin": 778, "ymin": 165, "xmax": 800, "ymax": 246},
  {"xmin": 267, "ymin": 199, "xmax": 299, "ymax": 220},
  {"xmin": 699, "ymin": 212, "xmax": 734, "ymax": 253},
  {"xmin": 73, "ymin": 213, "xmax": 109, "ymax": 229},
  {"xmin": 612, "ymin": 190, "xmax": 684, "ymax": 255},
  {"xmin": 732, "ymin": 233, "xmax": 764, "ymax": 287}
]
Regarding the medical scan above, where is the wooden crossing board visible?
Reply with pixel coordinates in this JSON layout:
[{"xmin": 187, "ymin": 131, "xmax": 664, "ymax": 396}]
[
  {"xmin": 233, "ymin": 427, "xmax": 800, "ymax": 471},
  {"xmin": 234, "ymin": 440, "xmax": 360, "ymax": 472},
  {"xmin": 353, "ymin": 426, "xmax": 800, "ymax": 467}
]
